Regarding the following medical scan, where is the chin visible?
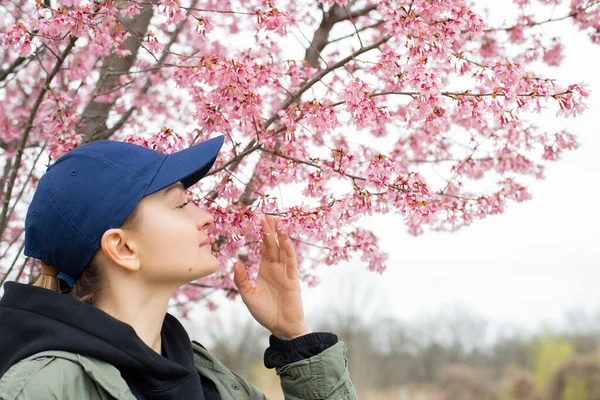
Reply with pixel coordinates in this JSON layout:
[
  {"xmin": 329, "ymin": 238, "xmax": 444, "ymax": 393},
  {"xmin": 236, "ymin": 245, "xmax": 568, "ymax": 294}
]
[
  {"xmin": 205, "ymin": 261, "xmax": 219, "ymax": 275},
  {"xmin": 192, "ymin": 260, "xmax": 219, "ymax": 279}
]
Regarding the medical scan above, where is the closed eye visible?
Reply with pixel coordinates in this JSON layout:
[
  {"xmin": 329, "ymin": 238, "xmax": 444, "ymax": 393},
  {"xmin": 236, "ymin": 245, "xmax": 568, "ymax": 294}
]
[{"xmin": 177, "ymin": 201, "xmax": 190, "ymax": 209}]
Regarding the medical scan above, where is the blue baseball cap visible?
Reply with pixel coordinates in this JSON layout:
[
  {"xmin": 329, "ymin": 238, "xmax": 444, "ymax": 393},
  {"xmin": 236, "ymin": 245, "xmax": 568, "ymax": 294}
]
[{"xmin": 24, "ymin": 135, "xmax": 225, "ymax": 287}]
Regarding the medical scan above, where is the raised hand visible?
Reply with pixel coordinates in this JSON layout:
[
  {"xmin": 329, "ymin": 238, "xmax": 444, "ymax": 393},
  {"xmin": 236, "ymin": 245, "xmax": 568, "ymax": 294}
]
[{"xmin": 233, "ymin": 216, "xmax": 312, "ymax": 340}]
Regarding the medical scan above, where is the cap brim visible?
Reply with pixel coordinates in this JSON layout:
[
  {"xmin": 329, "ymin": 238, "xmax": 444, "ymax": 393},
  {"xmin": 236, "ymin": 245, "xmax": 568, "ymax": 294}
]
[{"xmin": 145, "ymin": 135, "xmax": 225, "ymax": 196}]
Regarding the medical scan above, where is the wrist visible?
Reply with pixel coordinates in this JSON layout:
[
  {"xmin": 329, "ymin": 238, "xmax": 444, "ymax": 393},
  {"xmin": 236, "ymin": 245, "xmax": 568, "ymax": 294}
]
[{"xmin": 273, "ymin": 322, "xmax": 312, "ymax": 340}]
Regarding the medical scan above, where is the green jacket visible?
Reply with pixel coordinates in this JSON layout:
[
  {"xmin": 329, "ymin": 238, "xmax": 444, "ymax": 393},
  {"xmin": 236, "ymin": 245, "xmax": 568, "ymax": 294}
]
[{"xmin": 0, "ymin": 340, "xmax": 357, "ymax": 400}]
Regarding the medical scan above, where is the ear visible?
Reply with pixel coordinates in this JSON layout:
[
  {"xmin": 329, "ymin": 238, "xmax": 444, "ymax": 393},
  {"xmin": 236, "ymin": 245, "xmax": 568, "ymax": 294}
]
[{"xmin": 100, "ymin": 228, "xmax": 141, "ymax": 273}]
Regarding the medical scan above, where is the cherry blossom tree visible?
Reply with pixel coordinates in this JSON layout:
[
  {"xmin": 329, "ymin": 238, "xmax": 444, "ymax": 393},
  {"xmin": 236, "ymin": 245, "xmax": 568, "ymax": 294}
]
[{"xmin": 0, "ymin": 0, "xmax": 595, "ymax": 312}]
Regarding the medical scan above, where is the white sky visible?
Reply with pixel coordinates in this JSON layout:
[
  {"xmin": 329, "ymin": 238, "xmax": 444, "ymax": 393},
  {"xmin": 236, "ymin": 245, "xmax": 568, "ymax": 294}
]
[{"xmin": 183, "ymin": 2, "xmax": 600, "ymax": 345}]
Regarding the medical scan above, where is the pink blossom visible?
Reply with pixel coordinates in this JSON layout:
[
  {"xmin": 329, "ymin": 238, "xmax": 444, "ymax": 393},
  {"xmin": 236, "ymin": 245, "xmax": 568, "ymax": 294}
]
[
  {"xmin": 159, "ymin": 0, "xmax": 187, "ymax": 25},
  {"xmin": 302, "ymin": 102, "xmax": 340, "ymax": 139},
  {"xmin": 121, "ymin": 3, "xmax": 142, "ymax": 19},
  {"xmin": 543, "ymin": 42, "xmax": 564, "ymax": 66},
  {"xmin": 145, "ymin": 31, "xmax": 161, "ymax": 54},
  {"xmin": 256, "ymin": 7, "xmax": 296, "ymax": 36},
  {"xmin": 2, "ymin": 23, "xmax": 33, "ymax": 57},
  {"xmin": 342, "ymin": 78, "xmax": 390, "ymax": 128},
  {"xmin": 0, "ymin": 0, "xmax": 593, "ymax": 309}
]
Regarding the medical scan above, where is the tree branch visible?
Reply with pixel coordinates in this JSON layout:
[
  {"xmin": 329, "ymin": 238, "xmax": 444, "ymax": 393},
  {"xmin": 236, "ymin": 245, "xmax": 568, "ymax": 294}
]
[
  {"xmin": 97, "ymin": 3, "xmax": 192, "ymax": 141},
  {"xmin": 233, "ymin": 3, "xmax": 377, "ymax": 206},
  {"xmin": 342, "ymin": 4, "xmax": 364, "ymax": 48},
  {"xmin": 78, "ymin": 1, "xmax": 157, "ymax": 143},
  {"xmin": 0, "ymin": 228, "xmax": 24, "ymax": 262},
  {"xmin": 6, "ymin": 139, "xmax": 49, "ymax": 223},
  {"xmin": 257, "ymin": 146, "xmax": 414, "ymax": 194},
  {"xmin": 206, "ymin": 34, "xmax": 391, "ymax": 204},
  {"xmin": 0, "ymin": 158, "xmax": 13, "ymax": 202},
  {"xmin": 328, "ymin": 21, "xmax": 384, "ymax": 45},
  {"xmin": 0, "ymin": 35, "xmax": 77, "ymax": 239},
  {"xmin": 484, "ymin": 1, "xmax": 600, "ymax": 32},
  {"xmin": 0, "ymin": 56, "xmax": 27, "ymax": 83},
  {"xmin": 0, "ymin": 241, "xmax": 25, "ymax": 287},
  {"xmin": 266, "ymin": 34, "xmax": 392, "ymax": 132},
  {"xmin": 371, "ymin": 89, "xmax": 573, "ymax": 99},
  {"xmin": 0, "ymin": 41, "xmax": 48, "ymax": 84},
  {"xmin": 305, "ymin": 3, "xmax": 377, "ymax": 68}
]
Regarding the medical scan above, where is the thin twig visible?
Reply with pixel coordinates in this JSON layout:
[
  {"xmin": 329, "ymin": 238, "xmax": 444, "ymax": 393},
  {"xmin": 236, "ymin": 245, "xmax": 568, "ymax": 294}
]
[
  {"xmin": 441, "ymin": 133, "xmax": 494, "ymax": 194},
  {"xmin": 1, "ymin": 241, "xmax": 25, "ymax": 287},
  {"xmin": 139, "ymin": 3, "xmax": 253, "ymax": 15},
  {"xmin": 6, "ymin": 138, "xmax": 49, "ymax": 223},
  {"xmin": 258, "ymin": 146, "xmax": 415, "ymax": 194},
  {"xmin": 0, "ymin": 228, "xmax": 24, "ymax": 261},
  {"xmin": 371, "ymin": 89, "xmax": 572, "ymax": 99},
  {"xmin": 99, "ymin": 2, "xmax": 193, "ymax": 140},
  {"xmin": 0, "ymin": 36, "xmax": 77, "ymax": 238},
  {"xmin": 222, "ymin": 168, "xmax": 264, "ymax": 197},
  {"xmin": 263, "ymin": 34, "xmax": 392, "ymax": 132},
  {"xmin": 342, "ymin": 4, "xmax": 364, "ymax": 48},
  {"xmin": 206, "ymin": 142, "xmax": 262, "ymax": 177},
  {"xmin": 15, "ymin": 253, "xmax": 29, "ymax": 282},
  {"xmin": 328, "ymin": 21, "xmax": 384, "ymax": 44},
  {"xmin": 295, "ymin": 26, "xmax": 330, "ymax": 68},
  {"xmin": 484, "ymin": 0, "xmax": 600, "ymax": 32}
]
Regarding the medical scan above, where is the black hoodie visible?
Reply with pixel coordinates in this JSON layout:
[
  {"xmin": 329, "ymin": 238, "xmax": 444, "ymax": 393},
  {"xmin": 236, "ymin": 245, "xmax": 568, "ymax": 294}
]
[
  {"xmin": 0, "ymin": 282, "xmax": 339, "ymax": 399},
  {"xmin": 0, "ymin": 281, "xmax": 217, "ymax": 400}
]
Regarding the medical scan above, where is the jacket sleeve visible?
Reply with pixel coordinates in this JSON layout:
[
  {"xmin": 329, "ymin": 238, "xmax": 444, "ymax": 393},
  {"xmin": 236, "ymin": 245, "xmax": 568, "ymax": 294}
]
[
  {"xmin": 264, "ymin": 332, "xmax": 339, "ymax": 367},
  {"xmin": 275, "ymin": 342, "xmax": 357, "ymax": 400},
  {"xmin": 9, "ymin": 358, "xmax": 104, "ymax": 400}
]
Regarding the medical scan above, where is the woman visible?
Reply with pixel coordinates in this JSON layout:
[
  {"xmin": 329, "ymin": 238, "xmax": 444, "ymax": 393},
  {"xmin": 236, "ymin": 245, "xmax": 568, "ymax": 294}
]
[{"xmin": 0, "ymin": 135, "xmax": 356, "ymax": 399}]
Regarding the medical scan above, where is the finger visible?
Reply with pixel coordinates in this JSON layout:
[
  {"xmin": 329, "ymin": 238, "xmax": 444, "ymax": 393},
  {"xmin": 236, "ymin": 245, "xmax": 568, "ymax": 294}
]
[
  {"xmin": 278, "ymin": 237, "xmax": 287, "ymax": 269},
  {"xmin": 273, "ymin": 219, "xmax": 298, "ymax": 279},
  {"xmin": 275, "ymin": 222, "xmax": 289, "ymax": 266},
  {"xmin": 274, "ymin": 220, "xmax": 296, "ymax": 264},
  {"xmin": 268, "ymin": 215, "xmax": 277, "ymax": 232},
  {"xmin": 279, "ymin": 235, "xmax": 299, "ymax": 280},
  {"xmin": 233, "ymin": 262, "xmax": 254, "ymax": 300},
  {"xmin": 261, "ymin": 217, "xmax": 279, "ymax": 262}
]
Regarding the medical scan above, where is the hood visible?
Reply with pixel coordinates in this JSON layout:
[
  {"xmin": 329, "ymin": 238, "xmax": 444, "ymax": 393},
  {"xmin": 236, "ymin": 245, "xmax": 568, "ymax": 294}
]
[{"xmin": 0, "ymin": 281, "xmax": 205, "ymax": 400}]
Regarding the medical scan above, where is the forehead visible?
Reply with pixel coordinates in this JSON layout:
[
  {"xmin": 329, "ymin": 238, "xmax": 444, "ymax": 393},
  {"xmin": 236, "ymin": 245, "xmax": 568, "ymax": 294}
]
[
  {"xmin": 138, "ymin": 181, "xmax": 184, "ymax": 211},
  {"xmin": 163, "ymin": 181, "xmax": 184, "ymax": 195}
]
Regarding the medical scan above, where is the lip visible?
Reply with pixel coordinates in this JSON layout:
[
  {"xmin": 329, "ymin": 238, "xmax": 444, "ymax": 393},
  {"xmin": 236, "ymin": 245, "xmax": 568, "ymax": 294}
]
[{"xmin": 199, "ymin": 238, "xmax": 211, "ymax": 247}]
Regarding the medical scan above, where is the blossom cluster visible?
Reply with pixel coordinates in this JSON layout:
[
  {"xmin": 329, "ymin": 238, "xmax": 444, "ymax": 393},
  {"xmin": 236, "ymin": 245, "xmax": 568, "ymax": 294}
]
[{"xmin": 0, "ymin": 0, "xmax": 593, "ymax": 306}]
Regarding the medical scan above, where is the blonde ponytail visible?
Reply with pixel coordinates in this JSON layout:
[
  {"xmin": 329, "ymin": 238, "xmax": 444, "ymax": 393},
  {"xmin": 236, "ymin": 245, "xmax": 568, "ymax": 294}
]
[
  {"xmin": 32, "ymin": 259, "xmax": 102, "ymax": 305},
  {"xmin": 32, "ymin": 262, "xmax": 61, "ymax": 293}
]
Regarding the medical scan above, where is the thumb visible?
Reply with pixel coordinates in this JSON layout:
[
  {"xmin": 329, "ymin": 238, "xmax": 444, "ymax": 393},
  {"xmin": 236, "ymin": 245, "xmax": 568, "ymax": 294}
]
[{"xmin": 233, "ymin": 262, "xmax": 254, "ymax": 299}]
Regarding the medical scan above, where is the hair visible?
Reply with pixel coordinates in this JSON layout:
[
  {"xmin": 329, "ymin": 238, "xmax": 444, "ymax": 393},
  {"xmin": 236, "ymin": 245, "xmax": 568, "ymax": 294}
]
[{"xmin": 32, "ymin": 206, "xmax": 141, "ymax": 305}]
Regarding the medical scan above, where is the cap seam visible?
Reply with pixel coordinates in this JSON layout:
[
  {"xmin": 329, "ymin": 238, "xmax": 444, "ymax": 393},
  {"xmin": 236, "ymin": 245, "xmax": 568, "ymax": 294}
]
[
  {"xmin": 143, "ymin": 155, "xmax": 169, "ymax": 196},
  {"xmin": 80, "ymin": 148, "xmax": 145, "ymax": 179}
]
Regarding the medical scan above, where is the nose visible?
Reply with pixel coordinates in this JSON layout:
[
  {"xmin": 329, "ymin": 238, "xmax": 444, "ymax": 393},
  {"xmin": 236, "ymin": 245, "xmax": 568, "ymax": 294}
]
[{"xmin": 195, "ymin": 205, "xmax": 214, "ymax": 231}]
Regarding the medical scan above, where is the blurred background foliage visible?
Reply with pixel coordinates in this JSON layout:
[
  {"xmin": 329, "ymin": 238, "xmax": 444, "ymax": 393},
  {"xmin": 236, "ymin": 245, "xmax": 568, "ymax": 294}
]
[{"xmin": 198, "ymin": 304, "xmax": 600, "ymax": 400}]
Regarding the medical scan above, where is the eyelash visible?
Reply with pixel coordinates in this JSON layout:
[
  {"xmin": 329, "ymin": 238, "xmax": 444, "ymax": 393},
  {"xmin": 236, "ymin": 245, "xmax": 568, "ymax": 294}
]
[{"xmin": 177, "ymin": 201, "xmax": 191, "ymax": 209}]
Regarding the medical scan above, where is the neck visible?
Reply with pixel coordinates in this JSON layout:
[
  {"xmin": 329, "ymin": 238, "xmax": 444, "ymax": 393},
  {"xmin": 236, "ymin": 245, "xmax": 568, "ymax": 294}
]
[{"xmin": 95, "ymin": 281, "xmax": 173, "ymax": 355}]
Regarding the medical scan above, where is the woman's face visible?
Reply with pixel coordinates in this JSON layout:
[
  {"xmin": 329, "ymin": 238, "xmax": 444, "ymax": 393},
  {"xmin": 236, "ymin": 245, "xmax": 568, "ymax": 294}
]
[{"xmin": 127, "ymin": 181, "xmax": 217, "ymax": 287}]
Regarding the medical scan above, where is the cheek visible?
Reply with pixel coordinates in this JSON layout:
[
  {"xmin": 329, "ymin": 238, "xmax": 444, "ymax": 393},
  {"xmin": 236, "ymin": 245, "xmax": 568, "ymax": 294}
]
[{"xmin": 139, "ymin": 215, "xmax": 193, "ymax": 255}]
